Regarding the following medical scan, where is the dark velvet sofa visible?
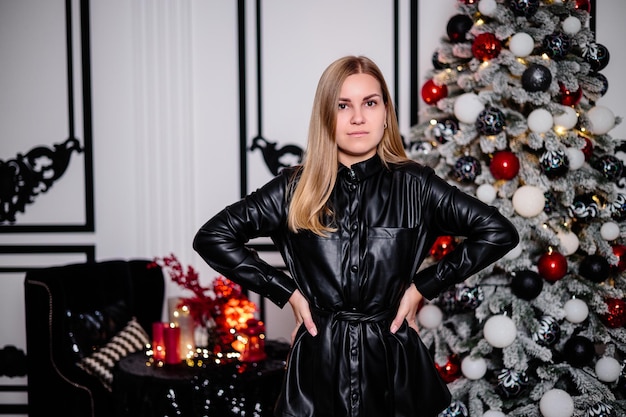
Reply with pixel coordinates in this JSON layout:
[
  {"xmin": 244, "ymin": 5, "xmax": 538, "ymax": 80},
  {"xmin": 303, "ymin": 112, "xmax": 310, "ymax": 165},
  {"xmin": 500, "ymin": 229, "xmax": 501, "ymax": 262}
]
[{"xmin": 24, "ymin": 259, "xmax": 165, "ymax": 417}]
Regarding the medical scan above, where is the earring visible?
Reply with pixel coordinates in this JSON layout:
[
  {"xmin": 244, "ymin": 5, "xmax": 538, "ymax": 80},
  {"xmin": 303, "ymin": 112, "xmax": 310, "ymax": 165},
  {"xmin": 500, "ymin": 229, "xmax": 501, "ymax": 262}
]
[{"xmin": 384, "ymin": 122, "xmax": 388, "ymax": 129}]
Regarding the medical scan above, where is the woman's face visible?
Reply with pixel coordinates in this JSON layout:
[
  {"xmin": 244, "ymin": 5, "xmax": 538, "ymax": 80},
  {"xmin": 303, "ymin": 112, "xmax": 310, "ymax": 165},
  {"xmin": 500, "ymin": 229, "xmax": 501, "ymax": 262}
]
[{"xmin": 335, "ymin": 73, "xmax": 387, "ymax": 167}]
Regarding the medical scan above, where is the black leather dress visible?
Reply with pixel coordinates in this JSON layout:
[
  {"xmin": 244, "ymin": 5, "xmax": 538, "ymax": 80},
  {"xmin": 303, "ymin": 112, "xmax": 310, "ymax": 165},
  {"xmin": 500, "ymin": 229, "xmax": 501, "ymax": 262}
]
[{"xmin": 193, "ymin": 154, "xmax": 519, "ymax": 417}]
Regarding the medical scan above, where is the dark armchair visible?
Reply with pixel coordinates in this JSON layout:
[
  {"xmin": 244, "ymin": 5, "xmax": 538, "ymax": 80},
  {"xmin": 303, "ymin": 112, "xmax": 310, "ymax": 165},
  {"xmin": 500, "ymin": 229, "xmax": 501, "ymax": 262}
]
[{"xmin": 24, "ymin": 259, "xmax": 165, "ymax": 417}]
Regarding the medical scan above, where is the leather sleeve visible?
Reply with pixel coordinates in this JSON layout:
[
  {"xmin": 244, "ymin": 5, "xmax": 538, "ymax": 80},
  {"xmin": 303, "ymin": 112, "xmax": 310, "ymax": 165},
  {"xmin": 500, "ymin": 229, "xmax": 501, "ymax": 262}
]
[
  {"xmin": 193, "ymin": 171, "xmax": 297, "ymax": 308},
  {"xmin": 413, "ymin": 169, "xmax": 520, "ymax": 300}
]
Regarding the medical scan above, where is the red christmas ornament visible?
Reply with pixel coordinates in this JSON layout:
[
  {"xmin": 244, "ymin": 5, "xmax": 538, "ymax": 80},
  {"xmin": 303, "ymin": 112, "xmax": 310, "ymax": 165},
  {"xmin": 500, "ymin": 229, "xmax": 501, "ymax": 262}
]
[
  {"xmin": 559, "ymin": 82, "xmax": 583, "ymax": 106},
  {"xmin": 601, "ymin": 297, "xmax": 626, "ymax": 328},
  {"xmin": 575, "ymin": 0, "xmax": 591, "ymax": 13},
  {"xmin": 421, "ymin": 79, "xmax": 448, "ymax": 105},
  {"xmin": 435, "ymin": 355, "xmax": 462, "ymax": 383},
  {"xmin": 430, "ymin": 236, "xmax": 457, "ymax": 261},
  {"xmin": 472, "ymin": 33, "xmax": 502, "ymax": 62},
  {"xmin": 537, "ymin": 251, "xmax": 568, "ymax": 282},
  {"xmin": 581, "ymin": 137, "xmax": 594, "ymax": 161},
  {"xmin": 490, "ymin": 151, "xmax": 520, "ymax": 180},
  {"xmin": 612, "ymin": 244, "xmax": 626, "ymax": 273}
]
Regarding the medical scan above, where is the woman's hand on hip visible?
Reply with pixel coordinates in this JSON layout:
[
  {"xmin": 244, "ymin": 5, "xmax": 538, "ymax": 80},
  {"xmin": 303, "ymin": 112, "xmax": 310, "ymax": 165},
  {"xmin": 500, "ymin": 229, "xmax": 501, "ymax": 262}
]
[
  {"xmin": 288, "ymin": 289, "xmax": 318, "ymax": 344},
  {"xmin": 390, "ymin": 283, "xmax": 423, "ymax": 334}
]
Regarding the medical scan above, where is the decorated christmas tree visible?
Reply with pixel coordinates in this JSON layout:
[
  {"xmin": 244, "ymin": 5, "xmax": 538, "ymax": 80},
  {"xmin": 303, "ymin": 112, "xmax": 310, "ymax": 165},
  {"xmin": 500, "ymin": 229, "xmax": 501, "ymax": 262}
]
[{"xmin": 408, "ymin": 1, "xmax": 626, "ymax": 416}]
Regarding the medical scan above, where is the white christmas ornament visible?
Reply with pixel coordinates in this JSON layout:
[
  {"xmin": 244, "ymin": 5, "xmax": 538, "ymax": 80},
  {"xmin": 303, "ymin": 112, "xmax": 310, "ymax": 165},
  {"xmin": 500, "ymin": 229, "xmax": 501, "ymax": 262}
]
[
  {"xmin": 461, "ymin": 356, "xmax": 487, "ymax": 380},
  {"xmin": 595, "ymin": 357, "xmax": 621, "ymax": 382},
  {"xmin": 600, "ymin": 221, "xmax": 620, "ymax": 241},
  {"xmin": 512, "ymin": 185, "xmax": 546, "ymax": 217},
  {"xmin": 483, "ymin": 412, "xmax": 505, "ymax": 417},
  {"xmin": 564, "ymin": 298, "xmax": 589, "ymax": 323},
  {"xmin": 562, "ymin": 16, "xmax": 582, "ymax": 35},
  {"xmin": 587, "ymin": 105, "xmax": 615, "ymax": 135},
  {"xmin": 483, "ymin": 315, "xmax": 516, "ymax": 348},
  {"xmin": 509, "ymin": 32, "xmax": 534, "ymax": 57},
  {"xmin": 417, "ymin": 304, "xmax": 443, "ymax": 329},
  {"xmin": 476, "ymin": 183, "xmax": 497, "ymax": 204},
  {"xmin": 454, "ymin": 93, "xmax": 485, "ymax": 124},
  {"xmin": 478, "ymin": 0, "xmax": 498, "ymax": 17},
  {"xmin": 566, "ymin": 148, "xmax": 585, "ymax": 170},
  {"xmin": 557, "ymin": 230, "xmax": 579, "ymax": 256},
  {"xmin": 539, "ymin": 389, "xmax": 574, "ymax": 417},
  {"xmin": 553, "ymin": 106, "xmax": 578, "ymax": 130},
  {"xmin": 504, "ymin": 243, "xmax": 522, "ymax": 260},
  {"xmin": 527, "ymin": 108, "xmax": 553, "ymax": 133}
]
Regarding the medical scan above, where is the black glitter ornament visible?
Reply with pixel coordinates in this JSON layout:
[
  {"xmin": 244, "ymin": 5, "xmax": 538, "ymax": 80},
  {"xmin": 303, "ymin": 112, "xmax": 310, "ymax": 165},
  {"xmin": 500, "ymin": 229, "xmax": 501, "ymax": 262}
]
[
  {"xmin": 521, "ymin": 64, "xmax": 552, "ymax": 92},
  {"xmin": 432, "ymin": 118, "xmax": 459, "ymax": 144},
  {"xmin": 579, "ymin": 254, "xmax": 610, "ymax": 283},
  {"xmin": 563, "ymin": 335, "xmax": 595, "ymax": 367},
  {"xmin": 543, "ymin": 32, "xmax": 571, "ymax": 58},
  {"xmin": 544, "ymin": 191, "xmax": 558, "ymax": 214},
  {"xmin": 455, "ymin": 286, "xmax": 484, "ymax": 310},
  {"xmin": 476, "ymin": 107, "xmax": 506, "ymax": 135},
  {"xmin": 568, "ymin": 194, "xmax": 599, "ymax": 221},
  {"xmin": 437, "ymin": 285, "xmax": 484, "ymax": 313},
  {"xmin": 586, "ymin": 402, "xmax": 615, "ymax": 417},
  {"xmin": 584, "ymin": 43, "xmax": 611, "ymax": 72},
  {"xmin": 540, "ymin": 150, "xmax": 569, "ymax": 178},
  {"xmin": 432, "ymin": 51, "xmax": 449, "ymax": 70},
  {"xmin": 447, "ymin": 15, "xmax": 473, "ymax": 43},
  {"xmin": 511, "ymin": 270, "xmax": 543, "ymax": 300},
  {"xmin": 497, "ymin": 369, "xmax": 529, "ymax": 398},
  {"xmin": 532, "ymin": 315, "xmax": 561, "ymax": 347},
  {"xmin": 610, "ymin": 193, "xmax": 626, "ymax": 222},
  {"xmin": 509, "ymin": 0, "xmax": 540, "ymax": 17},
  {"xmin": 593, "ymin": 155, "xmax": 623, "ymax": 181},
  {"xmin": 452, "ymin": 156, "xmax": 482, "ymax": 183},
  {"xmin": 593, "ymin": 73, "xmax": 609, "ymax": 97},
  {"xmin": 439, "ymin": 401, "xmax": 469, "ymax": 417}
]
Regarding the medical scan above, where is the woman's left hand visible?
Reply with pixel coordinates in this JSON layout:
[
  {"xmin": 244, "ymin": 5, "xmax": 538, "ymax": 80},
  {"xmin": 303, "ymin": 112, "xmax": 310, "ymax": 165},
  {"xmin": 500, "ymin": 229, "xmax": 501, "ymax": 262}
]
[{"xmin": 390, "ymin": 283, "xmax": 423, "ymax": 334}]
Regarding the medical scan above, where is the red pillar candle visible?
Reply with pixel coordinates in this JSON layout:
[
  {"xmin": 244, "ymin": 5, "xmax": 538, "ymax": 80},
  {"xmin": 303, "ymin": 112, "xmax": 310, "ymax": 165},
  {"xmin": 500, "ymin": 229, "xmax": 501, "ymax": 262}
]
[
  {"xmin": 152, "ymin": 322, "xmax": 166, "ymax": 361},
  {"xmin": 163, "ymin": 324, "xmax": 181, "ymax": 365}
]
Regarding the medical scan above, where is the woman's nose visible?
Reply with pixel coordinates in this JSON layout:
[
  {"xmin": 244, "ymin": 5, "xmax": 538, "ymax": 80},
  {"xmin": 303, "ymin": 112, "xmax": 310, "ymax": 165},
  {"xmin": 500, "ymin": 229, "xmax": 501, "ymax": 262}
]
[{"xmin": 351, "ymin": 108, "xmax": 364, "ymax": 124}]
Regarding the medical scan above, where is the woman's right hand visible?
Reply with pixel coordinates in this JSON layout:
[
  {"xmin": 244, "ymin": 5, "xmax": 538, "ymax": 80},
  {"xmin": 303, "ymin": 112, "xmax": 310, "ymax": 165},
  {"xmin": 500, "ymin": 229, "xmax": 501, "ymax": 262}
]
[{"xmin": 288, "ymin": 289, "xmax": 318, "ymax": 344}]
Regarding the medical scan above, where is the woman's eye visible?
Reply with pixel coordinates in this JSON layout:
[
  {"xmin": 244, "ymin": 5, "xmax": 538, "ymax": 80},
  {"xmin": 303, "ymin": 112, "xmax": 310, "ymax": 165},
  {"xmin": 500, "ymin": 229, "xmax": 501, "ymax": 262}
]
[
  {"xmin": 365, "ymin": 100, "xmax": 377, "ymax": 107},
  {"xmin": 338, "ymin": 103, "xmax": 348, "ymax": 110}
]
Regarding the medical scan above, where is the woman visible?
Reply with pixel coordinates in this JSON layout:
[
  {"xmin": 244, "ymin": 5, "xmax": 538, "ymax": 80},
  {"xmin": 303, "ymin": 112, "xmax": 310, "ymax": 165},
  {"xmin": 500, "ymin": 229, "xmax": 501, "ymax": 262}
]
[{"xmin": 193, "ymin": 55, "xmax": 519, "ymax": 417}]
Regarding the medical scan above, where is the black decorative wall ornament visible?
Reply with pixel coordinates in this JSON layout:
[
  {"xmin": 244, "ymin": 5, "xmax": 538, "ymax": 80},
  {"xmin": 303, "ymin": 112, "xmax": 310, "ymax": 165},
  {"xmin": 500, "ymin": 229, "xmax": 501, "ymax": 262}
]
[
  {"xmin": 0, "ymin": 138, "xmax": 82, "ymax": 224},
  {"xmin": 249, "ymin": 136, "xmax": 303, "ymax": 176},
  {"xmin": 0, "ymin": 0, "xmax": 94, "ymax": 232}
]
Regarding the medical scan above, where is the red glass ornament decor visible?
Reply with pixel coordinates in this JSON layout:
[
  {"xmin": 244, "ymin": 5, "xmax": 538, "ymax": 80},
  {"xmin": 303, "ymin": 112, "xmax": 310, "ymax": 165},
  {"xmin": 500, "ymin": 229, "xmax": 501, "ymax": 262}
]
[
  {"xmin": 581, "ymin": 137, "xmax": 594, "ymax": 161},
  {"xmin": 559, "ymin": 82, "xmax": 583, "ymax": 106},
  {"xmin": 430, "ymin": 236, "xmax": 457, "ymax": 261},
  {"xmin": 421, "ymin": 79, "xmax": 448, "ymax": 105},
  {"xmin": 575, "ymin": 0, "xmax": 591, "ymax": 13},
  {"xmin": 472, "ymin": 33, "xmax": 502, "ymax": 61},
  {"xmin": 537, "ymin": 251, "xmax": 568, "ymax": 282},
  {"xmin": 601, "ymin": 298, "xmax": 626, "ymax": 328},
  {"xmin": 490, "ymin": 151, "xmax": 520, "ymax": 180},
  {"xmin": 612, "ymin": 244, "xmax": 626, "ymax": 273},
  {"xmin": 435, "ymin": 355, "xmax": 462, "ymax": 383}
]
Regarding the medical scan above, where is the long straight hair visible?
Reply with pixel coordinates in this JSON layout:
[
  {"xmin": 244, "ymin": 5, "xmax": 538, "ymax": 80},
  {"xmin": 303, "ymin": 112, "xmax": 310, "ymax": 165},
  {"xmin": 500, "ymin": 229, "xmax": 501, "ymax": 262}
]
[{"xmin": 287, "ymin": 56, "xmax": 408, "ymax": 236}]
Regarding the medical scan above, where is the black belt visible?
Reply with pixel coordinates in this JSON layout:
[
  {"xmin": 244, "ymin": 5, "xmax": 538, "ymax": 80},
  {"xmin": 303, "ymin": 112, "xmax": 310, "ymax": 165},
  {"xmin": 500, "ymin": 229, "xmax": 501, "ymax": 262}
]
[{"xmin": 311, "ymin": 309, "xmax": 395, "ymax": 417}]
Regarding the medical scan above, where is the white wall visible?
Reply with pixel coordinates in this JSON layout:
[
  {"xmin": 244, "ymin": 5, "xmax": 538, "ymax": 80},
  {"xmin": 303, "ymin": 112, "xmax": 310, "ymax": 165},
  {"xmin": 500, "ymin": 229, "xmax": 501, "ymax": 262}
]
[{"xmin": 0, "ymin": 2, "xmax": 625, "ymax": 409}]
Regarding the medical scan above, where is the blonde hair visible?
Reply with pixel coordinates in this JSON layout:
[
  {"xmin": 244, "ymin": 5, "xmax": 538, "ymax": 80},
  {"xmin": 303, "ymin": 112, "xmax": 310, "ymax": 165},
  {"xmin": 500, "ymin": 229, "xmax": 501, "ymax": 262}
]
[{"xmin": 287, "ymin": 56, "xmax": 408, "ymax": 236}]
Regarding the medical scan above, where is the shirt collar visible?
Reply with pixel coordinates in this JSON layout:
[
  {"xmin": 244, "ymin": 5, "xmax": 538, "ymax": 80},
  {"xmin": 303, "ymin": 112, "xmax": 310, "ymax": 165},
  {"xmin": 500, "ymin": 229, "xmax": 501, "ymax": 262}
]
[{"xmin": 338, "ymin": 154, "xmax": 384, "ymax": 183}]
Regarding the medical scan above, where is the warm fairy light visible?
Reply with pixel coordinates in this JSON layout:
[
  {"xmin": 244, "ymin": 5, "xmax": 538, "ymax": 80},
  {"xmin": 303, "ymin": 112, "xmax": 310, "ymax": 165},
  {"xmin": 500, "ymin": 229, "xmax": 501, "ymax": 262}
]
[
  {"xmin": 430, "ymin": 119, "xmax": 438, "ymax": 126},
  {"xmin": 541, "ymin": 53, "xmax": 550, "ymax": 60},
  {"xmin": 554, "ymin": 126, "xmax": 567, "ymax": 135}
]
